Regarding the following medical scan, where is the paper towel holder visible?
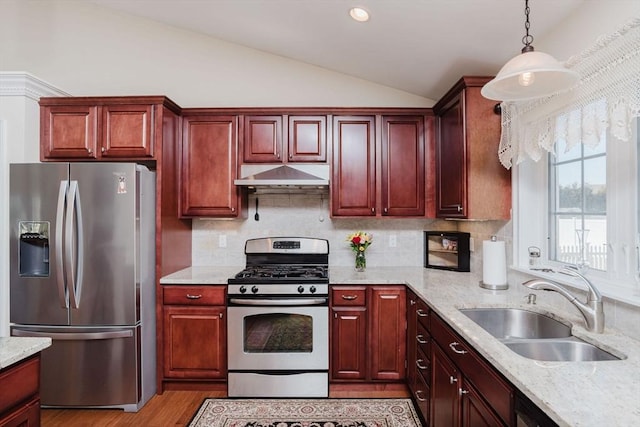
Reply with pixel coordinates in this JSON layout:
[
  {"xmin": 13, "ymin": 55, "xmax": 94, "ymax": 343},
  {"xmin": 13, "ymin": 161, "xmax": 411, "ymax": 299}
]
[
  {"xmin": 479, "ymin": 235, "xmax": 509, "ymax": 290},
  {"xmin": 424, "ymin": 231, "xmax": 470, "ymax": 272}
]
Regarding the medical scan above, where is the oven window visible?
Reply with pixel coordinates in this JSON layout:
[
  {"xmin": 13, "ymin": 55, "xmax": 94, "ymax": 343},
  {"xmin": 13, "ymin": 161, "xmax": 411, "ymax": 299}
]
[{"xmin": 244, "ymin": 313, "xmax": 312, "ymax": 353}]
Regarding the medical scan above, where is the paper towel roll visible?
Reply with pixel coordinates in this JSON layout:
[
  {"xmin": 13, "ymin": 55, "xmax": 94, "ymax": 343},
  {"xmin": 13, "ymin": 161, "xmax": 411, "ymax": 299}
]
[{"xmin": 481, "ymin": 238, "xmax": 508, "ymax": 290}]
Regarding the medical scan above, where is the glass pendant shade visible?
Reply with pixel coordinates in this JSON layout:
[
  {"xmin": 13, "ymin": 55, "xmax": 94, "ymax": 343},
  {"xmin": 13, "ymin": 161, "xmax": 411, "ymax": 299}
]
[{"xmin": 481, "ymin": 50, "xmax": 580, "ymax": 101}]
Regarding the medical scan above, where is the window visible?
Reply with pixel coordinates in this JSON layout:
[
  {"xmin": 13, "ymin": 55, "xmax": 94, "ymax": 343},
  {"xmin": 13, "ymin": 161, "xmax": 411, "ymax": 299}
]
[
  {"xmin": 515, "ymin": 116, "xmax": 639, "ymax": 301},
  {"xmin": 548, "ymin": 105, "xmax": 608, "ymax": 272}
]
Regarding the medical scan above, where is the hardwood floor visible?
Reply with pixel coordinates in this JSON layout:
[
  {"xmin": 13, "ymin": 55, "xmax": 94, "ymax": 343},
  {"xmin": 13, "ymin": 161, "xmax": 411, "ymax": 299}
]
[
  {"xmin": 40, "ymin": 386, "xmax": 410, "ymax": 426},
  {"xmin": 40, "ymin": 391, "xmax": 221, "ymax": 427}
]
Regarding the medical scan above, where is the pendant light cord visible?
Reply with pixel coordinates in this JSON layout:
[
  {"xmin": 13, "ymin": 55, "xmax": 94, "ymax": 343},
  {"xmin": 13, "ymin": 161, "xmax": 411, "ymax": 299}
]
[{"xmin": 521, "ymin": 0, "xmax": 534, "ymax": 53}]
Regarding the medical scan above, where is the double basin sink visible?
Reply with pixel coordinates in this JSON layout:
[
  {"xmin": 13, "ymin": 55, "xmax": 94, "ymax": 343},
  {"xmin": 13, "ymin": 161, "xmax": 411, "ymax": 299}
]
[{"xmin": 459, "ymin": 308, "xmax": 622, "ymax": 362}]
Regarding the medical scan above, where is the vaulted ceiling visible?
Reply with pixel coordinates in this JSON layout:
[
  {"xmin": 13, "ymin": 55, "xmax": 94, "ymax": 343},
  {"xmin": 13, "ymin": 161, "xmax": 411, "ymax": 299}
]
[{"xmin": 89, "ymin": 0, "xmax": 584, "ymax": 101}]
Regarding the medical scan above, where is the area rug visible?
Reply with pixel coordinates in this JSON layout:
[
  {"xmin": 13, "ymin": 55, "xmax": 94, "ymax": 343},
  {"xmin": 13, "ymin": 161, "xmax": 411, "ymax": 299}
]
[{"xmin": 187, "ymin": 398, "xmax": 422, "ymax": 427}]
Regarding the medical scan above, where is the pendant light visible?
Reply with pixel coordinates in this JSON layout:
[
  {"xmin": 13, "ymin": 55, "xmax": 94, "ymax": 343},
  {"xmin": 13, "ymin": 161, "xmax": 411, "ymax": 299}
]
[{"xmin": 481, "ymin": 0, "xmax": 579, "ymax": 101}]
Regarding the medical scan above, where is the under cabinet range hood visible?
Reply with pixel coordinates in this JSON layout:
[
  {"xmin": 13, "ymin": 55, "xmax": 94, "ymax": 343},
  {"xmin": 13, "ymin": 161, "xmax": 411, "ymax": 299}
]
[{"xmin": 234, "ymin": 164, "xmax": 330, "ymax": 188}]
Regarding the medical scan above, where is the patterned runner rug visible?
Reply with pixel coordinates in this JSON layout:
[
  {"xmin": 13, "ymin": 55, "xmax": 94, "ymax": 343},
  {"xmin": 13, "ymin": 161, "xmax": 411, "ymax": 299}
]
[{"xmin": 187, "ymin": 398, "xmax": 422, "ymax": 427}]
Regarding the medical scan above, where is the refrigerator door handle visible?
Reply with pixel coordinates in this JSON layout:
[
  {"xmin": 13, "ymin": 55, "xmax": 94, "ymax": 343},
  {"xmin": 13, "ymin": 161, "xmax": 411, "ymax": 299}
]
[
  {"xmin": 55, "ymin": 180, "xmax": 69, "ymax": 308},
  {"xmin": 12, "ymin": 328, "xmax": 133, "ymax": 340},
  {"xmin": 66, "ymin": 180, "xmax": 85, "ymax": 309}
]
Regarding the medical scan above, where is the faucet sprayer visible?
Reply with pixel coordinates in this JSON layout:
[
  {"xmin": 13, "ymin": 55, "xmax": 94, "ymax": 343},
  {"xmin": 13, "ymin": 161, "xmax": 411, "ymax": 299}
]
[{"xmin": 523, "ymin": 266, "xmax": 604, "ymax": 333}]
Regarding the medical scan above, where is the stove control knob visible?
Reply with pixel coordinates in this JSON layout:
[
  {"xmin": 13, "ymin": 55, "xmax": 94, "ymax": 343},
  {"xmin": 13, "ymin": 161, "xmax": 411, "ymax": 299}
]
[
  {"xmin": 310, "ymin": 286, "xmax": 317, "ymax": 294},
  {"xmin": 239, "ymin": 286, "xmax": 247, "ymax": 294},
  {"xmin": 297, "ymin": 286, "xmax": 305, "ymax": 294},
  {"xmin": 251, "ymin": 286, "xmax": 259, "ymax": 294}
]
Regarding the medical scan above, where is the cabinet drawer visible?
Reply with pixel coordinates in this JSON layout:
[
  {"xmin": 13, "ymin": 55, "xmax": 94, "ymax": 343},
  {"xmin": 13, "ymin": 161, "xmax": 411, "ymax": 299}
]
[
  {"xmin": 416, "ymin": 346, "xmax": 430, "ymax": 386},
  {"xmin": 413, "ymin": 367, "xmax": 430, "ymax": 424},
  {"xmin": 163, "ymin": 286, "xmax": 226, "ymax": 306},
  {"xmin": 416, "ymin": 298, "xmax": 429, "ymax": 329},
  {"xmin": 331, "ymin": 287, "xmax": 366, "ymax": 306},
  {"xmin": 416, "ymin": 321, "xmax": 431, "ymax": 359},
  {"xmin": 431, "ymin": 314, "xmax": 513, "ymax": 425},
  {"xmin": 0, "ymin": 355, "xmax": 39, "ymax": 413}
]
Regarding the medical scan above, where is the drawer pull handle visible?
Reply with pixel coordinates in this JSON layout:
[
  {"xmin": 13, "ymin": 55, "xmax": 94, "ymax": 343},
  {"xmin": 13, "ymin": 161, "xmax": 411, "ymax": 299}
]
[
  {"xmin": 450, "ymin": 375, "xmax": 458, "ymax": 384},
  {"xmin": 416, "ymin": 334, "xmax": 428, "ymax": 344},
  {"xmin": 341, "ymin": 295, "xmax": 358, "ymax": 301},
  {"xmin": 416, "ymin": 359, "xmax": 428, "ymax": 370},
  {"xmin": 186, "ymin": 294, "xmax": 202, "ymax": 299},
  {"xmin": 416, "ymin": 390, "xmax": 427, "ymax": 402},
  {"xmin": 417, "ymin": 309, "xmax": 428, "ymax": 317},
  {"xmin": 449, "ymin": 342, "xmax": 468, "ymax": 354}
]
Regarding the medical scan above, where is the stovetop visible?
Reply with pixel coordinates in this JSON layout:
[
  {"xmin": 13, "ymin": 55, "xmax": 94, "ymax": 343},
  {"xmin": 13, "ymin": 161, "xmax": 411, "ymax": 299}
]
[{"xmin": 228, "ymin": 264, "xmax": 328, "ymax": 284}]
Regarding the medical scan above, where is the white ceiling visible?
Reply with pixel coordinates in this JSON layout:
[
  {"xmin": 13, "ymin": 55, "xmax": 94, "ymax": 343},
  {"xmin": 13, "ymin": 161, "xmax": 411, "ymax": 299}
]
[{"xmin": 88, "ymin": 0, "xmax": 584, "ymax": 101}]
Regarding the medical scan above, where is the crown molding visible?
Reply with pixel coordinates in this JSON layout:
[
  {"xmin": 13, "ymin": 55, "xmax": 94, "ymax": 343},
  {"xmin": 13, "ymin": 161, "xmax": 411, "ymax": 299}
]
[{"xmin": 0, "ymin": 72, "xmax": 71, "ymax": 100}]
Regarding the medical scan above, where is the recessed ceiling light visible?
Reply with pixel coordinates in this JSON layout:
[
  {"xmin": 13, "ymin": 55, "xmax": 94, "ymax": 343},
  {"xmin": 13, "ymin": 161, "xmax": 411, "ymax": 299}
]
[{"xmin": 349, "ymin": 7, "xmax": 370, "ymax": 22}]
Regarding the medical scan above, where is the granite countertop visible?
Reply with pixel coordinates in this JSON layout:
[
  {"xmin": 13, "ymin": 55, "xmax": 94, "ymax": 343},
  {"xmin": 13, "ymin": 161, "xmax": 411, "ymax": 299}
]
[
  {"xmin": 0, "ymin": 337, "xmax": 51, "ymax": 370},
  {"xmin": 161, "ymin": 265, "xmax": 640, "ymax": 427}
]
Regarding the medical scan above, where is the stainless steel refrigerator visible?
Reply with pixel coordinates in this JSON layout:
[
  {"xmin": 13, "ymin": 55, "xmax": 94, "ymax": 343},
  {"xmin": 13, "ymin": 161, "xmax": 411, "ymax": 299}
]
[{"xmin": 9, "ymin": 162, "xmax": 156, "ymax": 412}]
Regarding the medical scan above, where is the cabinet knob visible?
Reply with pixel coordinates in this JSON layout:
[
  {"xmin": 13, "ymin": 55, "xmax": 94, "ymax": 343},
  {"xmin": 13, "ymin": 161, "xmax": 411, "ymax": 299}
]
[
  {"xmin": 416, "ymin": 359, "xmax": 428, "ymax": 370},
  {"xmin": 449, "ymin": 375, "xmax": 458, "ymax": 384},
  {"xmin": 384, "ymin": 207, "xmax": 388, "ymax": 213},
  {"xmin": 410, "ymin": 299, "xmax": 416, "ymax": 306},
  {"xmin": 415, "ymin": 390, "xmax": 427, "ymax": 402},
  {"xmin": 459, "ymin": 388, "xmax": 470, "ymax": 397},
  {"xmin": 219, "ymin": 313, "xmax": 223, "ymax": 319},
  {"xmin": 417, "ymin": 309, "xmax": 428, "ymax": 317},
  {"xmin": 449, "ymin": 342, "xmax": 468, "ymax": 354},
  {"xmin": 101, "ymin": 146, "xmax": 106, "ymax": 153},
  {"xmin": 87, "ymin": 149, "xmax": 93, "ymax": 155},
  {"xmin": 416, "ymin": 334, "xmax": 427, "ymax": 344},
  {"xmin": 341, "ymin": 294, "xmax": 358, "ymax": 301},
  {"xmin": 186, "ymin": 294, "xmax": 202, "ymax": 299},
  {"xmin": 371, "ymin": 207, "xmax": 375, "ymax": 213},
  {"xmin": 457, "ymin": 205, "xmax": 463, "ymax": 212},
  {"xmin": 231, "ymin": 207, "xmax": 235, "ymax": 212},
  {"xmin": 289, "ymin": 154, "xmax": 293, "ymax": 159}
]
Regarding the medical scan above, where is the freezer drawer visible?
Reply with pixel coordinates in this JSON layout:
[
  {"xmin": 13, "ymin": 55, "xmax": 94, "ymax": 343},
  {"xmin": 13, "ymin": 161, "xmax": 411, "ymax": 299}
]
[{"xmin": 12, "ymin": 326, "xmax": 141, "ymax": 409}]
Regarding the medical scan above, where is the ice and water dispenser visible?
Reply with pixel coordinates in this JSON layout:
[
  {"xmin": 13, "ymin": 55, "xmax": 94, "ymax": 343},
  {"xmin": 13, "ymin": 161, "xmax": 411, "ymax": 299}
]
[{"xmin": 18, "ymin": 221, "xmax": 50, "ymax": 277}]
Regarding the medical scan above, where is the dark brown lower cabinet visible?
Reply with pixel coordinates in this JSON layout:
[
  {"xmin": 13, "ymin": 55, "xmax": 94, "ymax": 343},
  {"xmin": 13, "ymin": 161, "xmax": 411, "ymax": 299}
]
[
  {"xmin": 0, "ymin": 355, "xmax": 41, "ymax": 427},
  {"xmin": 429, "ymin": 312, "xmax": 514, "ymax": 427},
  {"xmin": 162, "ymin": 286, "xmax": 227, "ymax": 384},
  {"xmin": 330, "ymin": 285, "xmax": 406, "ymax": 382}
]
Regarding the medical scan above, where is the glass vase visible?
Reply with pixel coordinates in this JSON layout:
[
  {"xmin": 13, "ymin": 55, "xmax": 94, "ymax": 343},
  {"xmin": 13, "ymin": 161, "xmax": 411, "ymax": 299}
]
[{"xmin": 355, "ymin": 251, "xmax": 366, "ymax": 272}]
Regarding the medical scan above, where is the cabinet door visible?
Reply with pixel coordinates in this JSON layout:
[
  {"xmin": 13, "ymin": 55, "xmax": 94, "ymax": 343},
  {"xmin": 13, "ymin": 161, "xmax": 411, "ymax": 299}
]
[
  {"xmin": 330, "ymin": 307, "xmax": 367, "ymax": 380},
  {"xmin": 369, "ymin": 286, "xmax": 406, "ymax": 381},
  {"xmin": 243, "ymin": 115, "xmax": 283, "ymax": 162},
  {"xmin": 180, "ymin": 115, "xmax": 241, "ymax": 217},
  {"xmin": 436, "ymin": 94, "xmax": 466, "ymax": 218},
  {"xmin": 431, "ymin": 343, "xmax": 460, "ymax": 427},
  {"xmin": 40, "ymin": 104, "xmax": 99, "ymax": 159},
  {"xmin": 101, "ymin": 104, "xmax": 154, "ymax": 158},
  {"xmin": 163, "ymin": 306, "xmax": 226, "ymax": 379},
  {"xmin": 288, "ymin": 115, "xmax": 327, "ymax": 162},
  {"xmin": 381, "ymin": 116, "xmax": 425, "ymax": 216},
  {"xmin": 461, "ymin": 379, "xmax": 505, "ymax": 427},
  {"xmin": 331, "ymin": 116, "xmax": 376, "ymax": 216},
  {"xmin": 0, "ymin": 396, "xmax": 40, "ymax": 427}
]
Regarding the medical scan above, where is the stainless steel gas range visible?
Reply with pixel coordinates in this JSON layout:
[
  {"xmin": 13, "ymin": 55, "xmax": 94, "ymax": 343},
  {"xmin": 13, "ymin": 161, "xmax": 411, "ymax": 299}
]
[{"xmin": 227, "ymin": 237, "xmax": 329, "ymax": 398}]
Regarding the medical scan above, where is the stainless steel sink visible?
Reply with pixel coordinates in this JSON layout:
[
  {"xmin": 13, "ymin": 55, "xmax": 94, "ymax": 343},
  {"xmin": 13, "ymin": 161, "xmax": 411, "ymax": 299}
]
[
  {"xmin": 503, "ymin": 338, "xmax": 621, "ymax": 361},
  {"xmin": 459, "ymin": 308, "xmax": 623, "ymax": 362},
  {"xmin": 459, "ymin": 308, "xmax": 572, "ymax": 339}
]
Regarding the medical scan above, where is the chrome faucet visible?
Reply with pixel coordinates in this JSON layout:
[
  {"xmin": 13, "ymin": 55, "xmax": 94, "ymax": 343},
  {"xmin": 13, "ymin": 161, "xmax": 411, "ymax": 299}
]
[{"xmin": 523, "ymin": 266, "xmax": 604, "ymax": 333}]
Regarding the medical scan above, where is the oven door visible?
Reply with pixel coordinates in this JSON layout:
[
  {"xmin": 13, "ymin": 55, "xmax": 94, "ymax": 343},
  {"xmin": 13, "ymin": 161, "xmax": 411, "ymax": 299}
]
[{"xmin": 227, "ymin": 301, "xmax": 328, "ymax": 371}]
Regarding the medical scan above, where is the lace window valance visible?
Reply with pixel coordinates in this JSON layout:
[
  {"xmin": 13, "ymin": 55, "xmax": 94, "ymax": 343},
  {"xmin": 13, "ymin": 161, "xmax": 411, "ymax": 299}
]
[{"xmin": 498, "ymin": 18, "xmax": 640, "ymax": 169}]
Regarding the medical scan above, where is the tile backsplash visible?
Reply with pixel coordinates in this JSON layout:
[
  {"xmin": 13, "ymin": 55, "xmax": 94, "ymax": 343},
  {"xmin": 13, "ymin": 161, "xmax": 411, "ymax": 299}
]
[{"xmin": 192, "ymin": 192, "xmax": 511, "ymax": 270}]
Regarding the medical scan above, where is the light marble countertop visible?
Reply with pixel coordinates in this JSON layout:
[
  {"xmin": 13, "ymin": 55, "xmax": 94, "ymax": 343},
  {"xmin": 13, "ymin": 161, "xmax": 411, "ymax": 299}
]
[
  {"xmin": 161, "ymin": 265, "xmax": 640, "ymax": 427},
  {"xmin": 0, "ymin": 337, "xmax": 51, "ymax": 370}
]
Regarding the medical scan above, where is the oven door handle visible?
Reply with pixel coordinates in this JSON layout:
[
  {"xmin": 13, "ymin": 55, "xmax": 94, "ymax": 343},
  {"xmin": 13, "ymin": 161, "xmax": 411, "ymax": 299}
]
[{"xmin": 229, "ymin": 297, "xmax": 328, "ymax": 306}]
